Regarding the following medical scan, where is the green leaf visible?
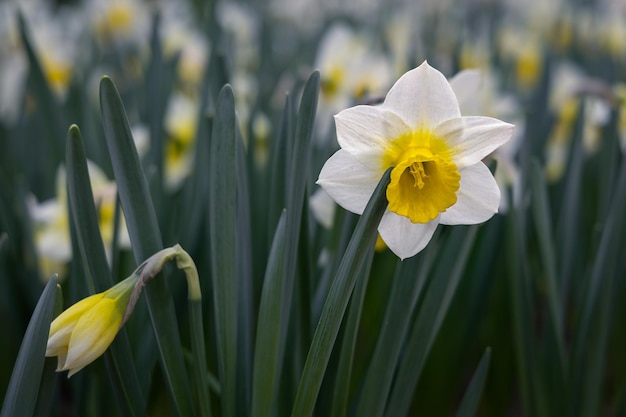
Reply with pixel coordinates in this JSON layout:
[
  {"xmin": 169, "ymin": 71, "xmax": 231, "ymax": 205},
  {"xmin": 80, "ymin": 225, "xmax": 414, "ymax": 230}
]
[
  {"xmin": 252, "ymin": 211, "xmax": 287, "ymax": 417},
  {"xmin": 267, "ymin": 95, "xmax": 292, "ymax": 239},
  {"xmin": 33, "ymin": 286, "xmax": 63, "ymax": 417},
  {"xmin": 384, "ymin": 225, "xmax": 478, "ymax": 417},
  {"xmin": 180, "ymin": 113, "xmax": 212, "ymax": 247},
  {"xmin": 353, "ymin": 253, "xmax": 426, "ymax": 417},
  {"xmin": 65, "ymin": 125, "xmax": 113, "ymax": 292},
  {"xmin": 1, "ymin": 276, "xmax": 57, "ymax": 417},
  {"xmin": 328, "ymin": 244, "xmax": 377, "ymax": 417},
  {"xmin": 189, "ymin": 299, "xmax": 213, "ymax": 417},
  {"xmin": 556, "ymin": 102, "xmax": 585, "ymax": 297},
  {"xmin": 65, "ymin": 125, "xmax": 146, "ymax": 416},
  {"xmin": 99, "ymin": 76, "xmax": 194, "ymax": 417},
  {"xmin": 290, "ymin": 167, "xmax": 391, "ymax": 417},
  {"xmin": 455, "ymin": 347, "xmax": 492, "ymax": 417},
  {"xmin": 573, "ymin": 151, "xmax": 626, "ymax": 417},
  {"xmin": 208, "ymin": 84, "xmax": 238, "ymax": 417},
  {"xmin": 616, "ymin": 377, "xmax": 626, "ymax": 417},
  {"xmin": 99, "ymin": 77, "xmax": 163, "ymax": 259},
  {"xmin": 277, "ymin": 71, "xmax": 319, "ymax": 393},
  {"xmin": 503, "ymin": 202, "xmax": 549, "ymax": 417},
  {"xmin": 235, "ymin": 124, "xmax": 254, "ymax": 412},
  {"xmin": 312, "ymin": 210, "xmax": 355, "ymax": 318},
  {"xmin": 529, "ymin": 160, "xmax": 566, "ymax": 376},
  {"xmin": 295, "ymin": 195, "xmax": 315, "ymax": 362}
]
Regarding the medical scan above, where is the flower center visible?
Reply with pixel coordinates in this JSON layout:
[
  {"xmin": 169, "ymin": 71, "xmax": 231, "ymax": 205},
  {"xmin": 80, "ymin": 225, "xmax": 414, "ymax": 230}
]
[
  {"xmin": 408, "ymin": 161, "xmax": 428, "ymax": 188},
  {"xmin": 382, "ymin": 130, "xmax": 461, "ymax": 224}
]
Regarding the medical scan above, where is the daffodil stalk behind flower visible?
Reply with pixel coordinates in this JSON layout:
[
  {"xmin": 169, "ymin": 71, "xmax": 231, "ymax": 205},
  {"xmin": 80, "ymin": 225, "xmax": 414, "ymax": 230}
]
[
  {"xmin": 46, "ymin": 244, "xmax": 201, "ymax": 378},
  {"xmin": 317, "ymin": 61, "xmax": 514, "ymax": 259}
]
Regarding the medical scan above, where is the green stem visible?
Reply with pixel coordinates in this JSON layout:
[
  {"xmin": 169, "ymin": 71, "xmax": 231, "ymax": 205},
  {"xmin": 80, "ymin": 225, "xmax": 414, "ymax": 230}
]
[{"xmin": 123, "ymin": 245, "xmax": 210, "ymax": 416}]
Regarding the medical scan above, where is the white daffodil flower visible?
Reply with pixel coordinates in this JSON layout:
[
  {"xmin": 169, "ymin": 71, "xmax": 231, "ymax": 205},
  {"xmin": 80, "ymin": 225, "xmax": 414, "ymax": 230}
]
[{"xmin": 317, "ymin": 61, "xmax": 514, "ymax": 260}]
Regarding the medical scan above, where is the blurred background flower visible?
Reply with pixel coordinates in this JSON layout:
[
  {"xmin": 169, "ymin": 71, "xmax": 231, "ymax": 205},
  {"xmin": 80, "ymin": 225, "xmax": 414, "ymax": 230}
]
[{"xmin": 28, "ymin": 161, "xmax": 131, "ymax": 281}]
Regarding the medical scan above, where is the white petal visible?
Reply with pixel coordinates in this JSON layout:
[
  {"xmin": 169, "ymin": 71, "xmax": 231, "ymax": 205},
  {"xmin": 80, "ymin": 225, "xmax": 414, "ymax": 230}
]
[
  {"xmin": 434, "ymin": 116, "xmax": 514, "ymax": 169},
  {"xmin": 448, "ymin": 69, "xmax": 482, "ymax": 113},
  {"xmin": 334, "ymin": 105, "xmax": 410, "ymax": 169},
  {"xmin": 440, "ymin": 162, "xmax": 500, "ymax": 225},
  {"xmin": 86, "ymin": 160, "xmax": 110, "ymax": 189},
  {"xmin": 378, "ymin": 210, "xmax": 439, "ymax": 260},
  {"xmin": 317, "ymin": 149, "xmax": 380, "ymax": 215},
  {"xmin": 309, "ymin": 188, "xmax": 336, "ymax": 229},
  {"xmin": 382, "ymin": 61, "xmax": 461, "ymax": 129},
  {"xmin": 46, "ymin": 325, "xmax": 73, "ymax": 357}
]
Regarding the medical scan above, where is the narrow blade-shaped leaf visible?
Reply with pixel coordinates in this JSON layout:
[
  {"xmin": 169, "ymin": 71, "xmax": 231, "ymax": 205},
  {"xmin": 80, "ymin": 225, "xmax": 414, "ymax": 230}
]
[
  {"xmin": 99, "ymin": 76, "xmax": 193, "ymax": 417},
  {"xmin": 556, "ymin": 103, "xmax": 585, "ymax": 297},
  {"xmin": 277, "ymin": 72, "xmax": 319, "ymax": 394},
  {"xmin": 290, "ymin": 168, "xmax": 391, "ymax": 417},
  {"xmin": 502, "ymin": 203, "xmax": 548, "ymax": 417},
  {"xmin": 455, "ymin": 347, "xmax": 492, "ymax": 417},
  {"xmin": 574, "ymin": 154, "xmax": 626, "ymax": 416},
  {"xmin": 328, "ymin": 245, "xmax": 377, "ymax": 417},
  {"xmin": 1, "ymin": 276, "xmax": 57, "ymax": 417},
  {"xmin": 32, "ymin": 286, "xmax": 63, "ymax": 417},
  {"xmin": 384, "ymin": 225, "xmax": 478, "ymax": 417},
  {"xmin": 252, "ymin": 211, "xmax": 287, "ymax": 417},
  {"xmin": 66, "ymin": 125, "xmax": 145, "ymax": 416},
  {"xmin": 267, "ymin": 95, "xmax": 292, "ymax": 240},
  {"xmin": 189, "ymin": 298, "xmax": 212, "ymax": 417},
  {"xmin": 235, "ymin": 124, "xmax": 254, "ymax": 412},
  {"xmin": 353, "ymin": 253, "xmax": 425, "ymax": 417},
  {"xmin": 208, "ymin": 84, "xmax": 238, "ymax": 417},
  {"xmin": 530, "ymin": 160, "xmax": 566, "ymax": 376}
]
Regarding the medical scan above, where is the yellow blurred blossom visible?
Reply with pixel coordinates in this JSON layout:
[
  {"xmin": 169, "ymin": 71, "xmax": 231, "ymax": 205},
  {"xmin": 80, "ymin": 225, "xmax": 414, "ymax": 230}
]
[
  {"xmin": 90, "ymin": 0, "xmax": 149, "ymax": 46},
  {"xmin": 164, "ymin": 93, "xmax": 199, "ymax": 191},
  {"xmin": 498, "ymin": 26, "xmax": 543, "ymax": 90}
]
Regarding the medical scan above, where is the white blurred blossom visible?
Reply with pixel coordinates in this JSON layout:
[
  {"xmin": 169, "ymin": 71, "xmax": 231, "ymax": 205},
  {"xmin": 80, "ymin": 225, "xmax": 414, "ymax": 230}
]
[
  {"xmin": 163, "ymin": 93, "xmax": 200, "ymax": 191},
  {"xmin": 28, "ymin": 161, "xmax": 131, "ymax": 280},
  {"xmin": 314, "ymin": 23, "xmax": 393, "ymax": 141}
]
